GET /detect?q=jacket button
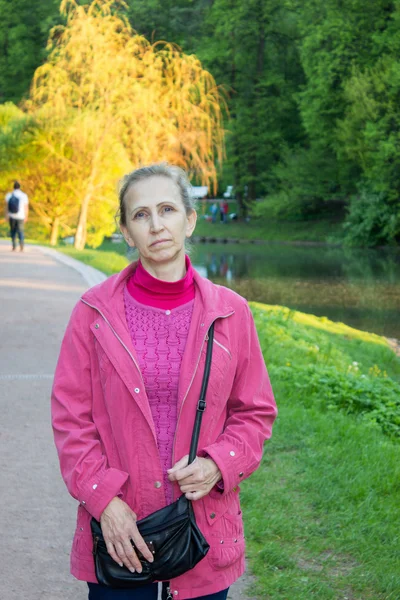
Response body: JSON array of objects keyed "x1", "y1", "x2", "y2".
[
  {"x1": 154, "y1": 481, "x2": 162, "y2": 489},
  {"x1": 239, "y1": 472, "x2": 244, "y2": 477},
  {"x1": 134, "y1": 388, "x2": 140, "y2": 393},
  {"x1": 94, "y1": 324, "x2": 99, "y2": 329},
  {"x1": 81, "y1": 500, "x2": 86, "y2": 505},
  {"x1": 210, "y1": 512, "x2": 216, "y2": 519},
  {"x1": 230, "y1": 451, "x2": 235, "y2": 456}
]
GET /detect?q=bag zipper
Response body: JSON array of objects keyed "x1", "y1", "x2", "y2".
[
  {"x1": 93, "y1": 536, "x2": 99, "y2": 555},
  {"x1": 166, "y1": 586, "x2": 173, "y2": 600}
]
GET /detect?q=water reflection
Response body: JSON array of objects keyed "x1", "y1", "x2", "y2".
[{"x1": 191, "y1": 243, "x2": 400, "y2": 339}]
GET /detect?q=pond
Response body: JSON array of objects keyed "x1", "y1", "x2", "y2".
[{"x1": 190, "y1": 243, "x2": 400, "y2": 340}]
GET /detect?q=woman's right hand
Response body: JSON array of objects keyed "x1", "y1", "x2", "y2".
[{"x1": 100, "y1": 497, "x2": 154, "y2": 573}]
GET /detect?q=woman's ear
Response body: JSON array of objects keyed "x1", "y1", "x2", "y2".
[
  {"x1": 186, "y1": 209, "x2": 197, "y2": 238},
  {"x1": 120, "y1": 224, "x2": 135, "y2": 248}
]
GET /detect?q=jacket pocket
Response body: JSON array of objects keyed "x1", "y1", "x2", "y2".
[
  {"x1": 202, "y1": 488, "x2": 243, "y2": 529},
  {"x1": 207, "y1": 535, "x2": 245, "y2": 570},
  {"x1": 204, "y1": 493, "x2": 245, "y2": 570}
]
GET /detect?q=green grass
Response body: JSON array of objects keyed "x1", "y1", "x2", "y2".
[
  {"x1": 58, "y1": 245, "x2": 129, "y2": 275},
  {"x1": 241, "y1": 303, "x2": 400, "y2": 599}
]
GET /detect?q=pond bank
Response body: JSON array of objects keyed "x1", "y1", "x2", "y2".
[{"x1": 191, "y1": 235, "x2": 342, "y2": 247}]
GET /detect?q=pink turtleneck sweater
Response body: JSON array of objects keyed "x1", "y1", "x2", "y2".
[{"x1": 124, "y1": 257, "x2": 195, "y2": 504}]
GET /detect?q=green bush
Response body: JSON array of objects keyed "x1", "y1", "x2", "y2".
[
  {"x1": 271, "y1": 363, "x2": 400, "y2": 439},
  {"x1": 343, "y1": 188, "x2": 399, "y2": 247}
]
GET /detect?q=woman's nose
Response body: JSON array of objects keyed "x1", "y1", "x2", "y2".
[{"x1": 150, "y1": 213, "x2": 163, "y2": 232}]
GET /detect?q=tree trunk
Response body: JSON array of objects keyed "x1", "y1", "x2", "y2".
[
  {"x1": 74, "y1": 192, "x2": 91, "y2": 250},
  {"x1": 50, "y1": 217, "x2": 59, "y2": 246}
]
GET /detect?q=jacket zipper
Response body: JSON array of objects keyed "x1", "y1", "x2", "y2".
[
  {"x1": 81, "y1": 299, "x2": 145, "y2": 388},
  {"x1": 171, "y1": 312, "x2": 234, "y2": 497}
]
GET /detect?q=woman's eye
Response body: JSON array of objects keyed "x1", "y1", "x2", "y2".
[
  {"x1": 163, "y1": 206, "x2": 174, "y2": 213},
  {"x1": 134, "y1": 211, "x2": 146, "y2": 219}
]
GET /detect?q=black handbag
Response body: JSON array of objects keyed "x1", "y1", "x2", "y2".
[{"x1": 91, "y1": 323, "x2": 215, "y2": 588}]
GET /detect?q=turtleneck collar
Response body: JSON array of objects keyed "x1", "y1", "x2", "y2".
[{"x1": 126, "y1": 255, "x2": 195, "y2": 309}]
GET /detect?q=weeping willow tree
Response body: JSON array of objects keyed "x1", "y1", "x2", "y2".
[{"x1": 26, "y1": 0, "x2": 226, "y2": 249}]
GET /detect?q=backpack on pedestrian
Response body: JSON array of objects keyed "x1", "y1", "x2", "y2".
[{"x1": 8, "y1": 193, "x2": 20, "y2": 214}]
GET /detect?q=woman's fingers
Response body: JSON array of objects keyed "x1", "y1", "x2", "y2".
[
  {"x1": 185, "y1": 489, "x2": 207, "y2": 501},
  {"x1": 131, "y1": 529, "x2": 155, "y2": 564},
  {"x1": 108, "y1": 527, "x2": 154, "y2": 572},
  {"x1": 167, "y1": 455, "x2": 190, "y2": 480},
  {"x1": 121, "y1": 538, "x2": 143, "y2": 572},
  {"x1": 171, "y1": 457, "x2": 222, "y2": 497},
  {"x1": 105, "y1": 540, "x2": 124, "y2": 568},
  {"x1": 100, "y1": 497, "x2": 154, "y2": 570}
]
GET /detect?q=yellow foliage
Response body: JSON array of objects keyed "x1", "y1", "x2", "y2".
[{"x1": 24, "y1": 0, "x2": 226, "y2": 248}]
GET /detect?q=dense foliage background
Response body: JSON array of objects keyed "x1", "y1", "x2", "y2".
[{"x1": 1, "y1": 0, "x2": 400, "y2": 246}]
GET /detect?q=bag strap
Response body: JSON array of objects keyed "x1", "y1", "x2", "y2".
[{"x1": 188, "y1": 322, "x2": 215, "y2": 464}]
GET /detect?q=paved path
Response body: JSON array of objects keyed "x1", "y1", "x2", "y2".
[{"x1": 0, "y1": 241, "x2": 256, "y2": 600}]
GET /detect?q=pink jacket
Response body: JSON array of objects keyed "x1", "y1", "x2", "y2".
[{"x1": 51, "y1": 262, "x2": 277, "y2": 599}]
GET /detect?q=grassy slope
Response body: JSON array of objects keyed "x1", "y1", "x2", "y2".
[{"x1": 244, "y1": 303, "x2": 400, "y2": 599}]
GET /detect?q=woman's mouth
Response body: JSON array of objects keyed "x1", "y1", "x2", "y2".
[{"x1": 151, "y1": 239, "x2": 170, "y2": 247}]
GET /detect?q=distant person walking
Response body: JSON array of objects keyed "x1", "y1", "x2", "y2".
[
  {"x1": 5, "y1": 181, "x2": 29, "y2": 251},
  {"x1": 210, "y1": 202, "x2": 218, "y2": 223},
  {"x1": 222, "y1": 201, "x2": 229, "y2": 223},
  {"x1": 220, "y1": 201, "x2": 229, "y2": 224},
  {"x1": 219, "y1": 201, "x2": 223, "y2": 223}
]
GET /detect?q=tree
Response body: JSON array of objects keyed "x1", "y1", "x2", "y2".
[
  {"x1": 26, "y1": 0, "x2": 226, "y2": 249},
  {"x1": 0, "y1": 103, "x2": 81, "y2": 244},
  {"x1": 197, "y1": 0, "x2": 304, "y2": 216},
  {"x1": 0, "y1": 0, "x2": 61, "y2": 103}
]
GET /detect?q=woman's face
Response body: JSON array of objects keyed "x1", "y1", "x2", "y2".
[{"x1": 121, "y1": 176, "x2": 197, "y2": 267}]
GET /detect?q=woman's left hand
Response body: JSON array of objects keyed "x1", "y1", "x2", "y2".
[{"x1": 167, "y1": 456, "x2": 222, "y2": 500}]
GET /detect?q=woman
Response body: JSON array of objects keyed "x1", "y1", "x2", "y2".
[{"x1": 51, "y1": 163, "x2": 277, "y2": 600}]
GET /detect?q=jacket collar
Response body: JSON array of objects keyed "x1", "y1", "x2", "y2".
[{"x1": 81, "y1": 260, "x2": 234, "y2": 330}]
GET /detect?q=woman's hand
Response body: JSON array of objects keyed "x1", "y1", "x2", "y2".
[
  {"x1": 100, "y1": 497, "x2": 154, "y2": 573},
  {"x1": 168, "y1": 456, "x2": 222, "y2": 500}
]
